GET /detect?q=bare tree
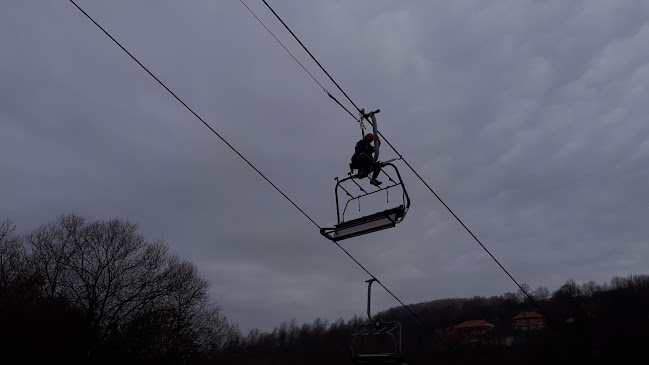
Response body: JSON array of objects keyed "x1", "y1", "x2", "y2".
[
  {"x1": 554, "y1": 278, "x2": 580, "y2": 299},
  {"x1": 502, "y1": 291, "x2": 519, "y2": 303},
  {"x1": 0, "y1": 219, "x2": 26, "y2": 301},
  {"x1": 517, "y1": 283, "x2": 531, "y2": 303},
  {"x1": 610, "y1": 276, "x2": 628, "y2": 290},
  {"x1": 532, "y1": 286, "x2": 550, "y2": 301},
  {"x1": 26, "y1": 214, "x2": 82, "y2": 299},
  {"x1": 25, "y1": 214, "x2": 231, "y2": 358},
  {"x1": 580, "y1": 281, "x2": 599, "y2": 297},
  {"x1": 629, "y1": 274, "x2": 649, "y2": 289}
]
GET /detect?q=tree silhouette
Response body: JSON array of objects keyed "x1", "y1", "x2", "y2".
[{"x1": 1, "y1": 214, "x2": 233, "y2": 362}]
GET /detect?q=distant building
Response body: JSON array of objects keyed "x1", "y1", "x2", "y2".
[
  {"x1": 512, "y1": 312, "x2": 545, "y2": 331},
  {"x1": 445, "y1": 320, "x2": 495, "y2": 344}
]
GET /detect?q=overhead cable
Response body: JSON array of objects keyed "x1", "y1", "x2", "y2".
[
  {"x1": 240, "y1": 0, "x2": 358, "y2": 120},
  {"x1": 259, "y1": 0, "x2": 545, "y2": 315},
  {"x1": 68, "y1": 0, "x2": 448, "y2": 345}
]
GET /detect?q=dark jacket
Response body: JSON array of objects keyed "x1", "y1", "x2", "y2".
[{"x1": 355, "y1": 139, "x2": 375, "y2": 156}]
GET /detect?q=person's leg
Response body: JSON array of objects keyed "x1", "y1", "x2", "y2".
[
  {"x1": 357, "y1": 153, "x2": 371, "y2": 178},
  {"x1": 350, "y1": 154, "x2": 360, "y2": 170},
  {"x1": 371, "y1": 167, "x2": 380, "y2": 181},
  {"x1": 369, "y1": 163, "x2": 382, "y2": 186}
]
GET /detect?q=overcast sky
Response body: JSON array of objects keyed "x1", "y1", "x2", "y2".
[{"x1": 2, "y1": 0, "x2": 649, "y2": 333}]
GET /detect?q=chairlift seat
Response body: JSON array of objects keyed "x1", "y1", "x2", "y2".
[
  {"x1": 320, "y1": 206, "x2": 404, "y2": 241},
  {"x1": 352, "y1": 353, "x2": 402, "y2": 364}
]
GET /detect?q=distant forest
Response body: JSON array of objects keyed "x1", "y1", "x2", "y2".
[{"x1": 1, "y1": 214, "x2": 647, "y2": 364}]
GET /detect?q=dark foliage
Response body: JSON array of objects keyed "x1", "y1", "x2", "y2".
[
  {"x1": 0, "y1": 215, "x2": 239, "y2": 364},
  {"x1": 227, "y1": 275, "x2": 649, "y2": 365},
  {"x1": 3, "y1": 216, "x2": 648, "y2": 363}
]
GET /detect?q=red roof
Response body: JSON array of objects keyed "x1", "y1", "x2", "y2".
[
  {"x1": 454, "y1": 320, "x2": 495, "y2": 329},
  {"x1": 513, "y1": 312, "x2": 543, "y2": 319}
]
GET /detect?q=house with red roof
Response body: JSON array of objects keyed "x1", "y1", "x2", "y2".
[
  {"x1": 512, "y1": 312, "x2": 545, "y2": 331},
  {"x1": 444, "y1": 320, "x2": 495, "y2": 344}
]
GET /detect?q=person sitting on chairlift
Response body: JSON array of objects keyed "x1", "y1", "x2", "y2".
[{"x1": 351, "y1": 133, "x2": 382, "y2": 186}]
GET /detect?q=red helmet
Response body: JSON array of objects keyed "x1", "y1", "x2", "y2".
[{"x1": 365, "y1": 133, "x2": 374, "y2": 141}]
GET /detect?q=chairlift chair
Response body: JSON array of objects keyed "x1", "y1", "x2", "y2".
[
  {"x1": 320, "y1": 109, "x2": 410, "y2": 242},
  {"x1": 351, "y1": 279, "x2": 405, "y2": 365},
  {"x1": 320, "y1": 163, "x2": 410, "y2": 241}
]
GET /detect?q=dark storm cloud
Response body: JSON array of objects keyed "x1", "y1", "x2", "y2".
[{"x1": 2, "y1": 0, "x2": 649, "y2": 332}]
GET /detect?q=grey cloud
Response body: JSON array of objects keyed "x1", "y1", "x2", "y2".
[{"x1": 2, "y1": 0, "x2": 649, "y2": 332}]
